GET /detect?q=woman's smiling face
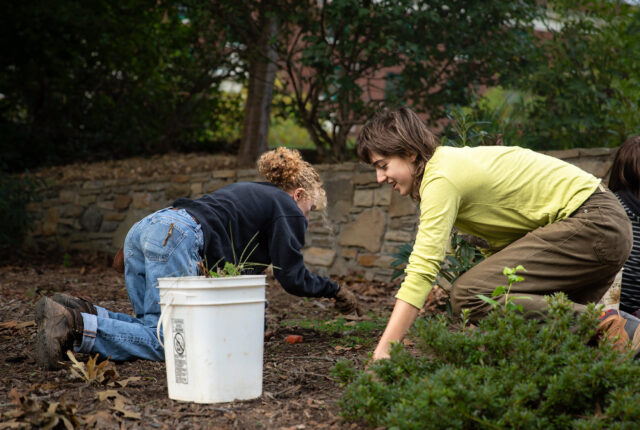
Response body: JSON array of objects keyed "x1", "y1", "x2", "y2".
[{"x1": 369, "y1": 151, "x2": 416, "y2": 196}]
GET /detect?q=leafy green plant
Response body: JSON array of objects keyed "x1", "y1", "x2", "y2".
[
  {"x1": 333, "y1": 292, "x2": 640, "y2": 429},
  {"x1": 198, "y1": 227, "x2": 276, "y2": 277},
  {"x1": 440, "y1": 107, "x2": 492, "y2": 148},
  {"x1": 206, "y1": 261, "x2": 242, "y2": 277},
  {"x1": 439, "y1": 232, "x2": 485, "y2": 284},
  {"x1": 477, "y1": 265, "x2": 532, "y2": 313},
  {"x1": 390, "y1": 231, "x2": 484, "y2": 284},
  {"x1": 390, "y1": 244, "x2": 413, "y2": 281}
]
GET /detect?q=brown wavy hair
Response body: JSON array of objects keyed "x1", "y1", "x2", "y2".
[
  {"x1": 609, "y1": 135, "x2": 640, "y2": 197},
  {"x1": 257, "y1": 147, "x2": 327, "y2": 209},
  {"x1": 356, "y1": 107, "x2": 439, "y2": 201}
]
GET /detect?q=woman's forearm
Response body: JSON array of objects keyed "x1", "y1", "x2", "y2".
[{"x1": 372, "y1": 299, "x2": 420, "y2": 360}]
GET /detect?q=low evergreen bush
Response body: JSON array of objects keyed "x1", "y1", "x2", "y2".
[{"x1": 334, "y1": 293, "x2": 640, "y2": 429}]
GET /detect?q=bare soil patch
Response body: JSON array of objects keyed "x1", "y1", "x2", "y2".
[{"x1": 0, "y1": 250, "x2": 401, "y2": 429}]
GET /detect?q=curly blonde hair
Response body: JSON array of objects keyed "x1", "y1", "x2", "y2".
[{"x1": 257, "y1": 147, "x2": 327, "y2": 210}]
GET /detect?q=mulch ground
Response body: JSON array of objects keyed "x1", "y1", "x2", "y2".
[{"x1": 0, "y1": 250, "x2": 414, "y2": 429}]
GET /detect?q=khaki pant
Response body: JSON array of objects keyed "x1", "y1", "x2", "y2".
[{"x1": 451, "y1": 187, "x2": 633, "y2": 322}]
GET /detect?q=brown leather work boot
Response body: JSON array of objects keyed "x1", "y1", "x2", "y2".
[
  {"x1": 596, "y1": 309, "x2": 640, "y2": 359},
  {"x1": 51, "y1": 293, "x2": 97, "y2": 316},
  {"x1": 35, "y1": 297, "x2": 83, "y2": 370}
]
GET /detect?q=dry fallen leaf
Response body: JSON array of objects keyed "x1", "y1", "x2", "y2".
[
  {"x1": 29, "y1": 382, "x2": 57, "y2": 392},
  {"x1": 83, "y1": 409, "x2": 117, "y2": 428},
  {"x1": 3, "y1": 388, "x2": 82, "y2": 429},
  {"x1": 111, "y1": 401, "x2": 141, "y2": 420},
  {"x1": 98, "y1": 390, "x2": 126, "y2": 403},
  {"x1": 0, "y1": 320, "x2": 35, "y2": 330},
  {"x1": 67, "y1": 351, "x2": 118, "y2": 385},
  {"x1": 96, "y1": 390, "x2": 141, "y2": 420},
  {"x1": 116, "y1": 376, "x2": 141, "y2": 388}
]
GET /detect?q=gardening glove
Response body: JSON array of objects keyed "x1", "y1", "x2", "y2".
[{"x1": 334, "y1": 285, "x2": 362, "y2": 316}]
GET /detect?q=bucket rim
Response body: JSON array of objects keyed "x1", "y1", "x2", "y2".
[
  {"x1": 157, "y1": 275, "x2": 267, "y2": 282},
  {"x1": 157, "y1": 275, "x2": 267, "y2": 290}
]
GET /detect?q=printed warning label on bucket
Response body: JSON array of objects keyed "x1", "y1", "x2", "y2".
[{"x1": 171, "y1": 318, "x2": 188, "y2": 385}]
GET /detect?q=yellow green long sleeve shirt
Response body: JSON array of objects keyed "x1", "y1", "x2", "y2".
[{"x1": 397, "y1": 145, "x2": 601, "y2": 310}]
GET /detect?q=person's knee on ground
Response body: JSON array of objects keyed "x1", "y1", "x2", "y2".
[{"x1": 450, "y1": 283, "x2": 494, "y2": 323}]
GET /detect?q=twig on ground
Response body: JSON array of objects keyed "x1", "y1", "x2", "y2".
[
  {"x1": 276, "y1": 367, "x2": 335, "y2": 381},
  {"x1": 272, "y1": 356, "x2": 336, "y2": 362}
]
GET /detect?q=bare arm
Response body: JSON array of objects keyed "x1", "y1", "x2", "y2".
[{"x1": 372, "y1": 299, "x2": 420, "y2": 360}]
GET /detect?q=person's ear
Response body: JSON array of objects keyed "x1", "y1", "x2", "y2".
[
  {"x1": 409, "y1": 152, "x2": 418, "y2": 162},
  {"x1": 292, "y1": 188, "x2": 305, "y2": 202}
]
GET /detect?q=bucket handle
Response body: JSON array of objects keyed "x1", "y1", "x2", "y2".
[{"x1": 156, "y1": 293, "x2": 176, "y2": 348}]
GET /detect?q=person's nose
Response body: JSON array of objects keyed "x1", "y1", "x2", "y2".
[{"x1": 376, "y1": 169, "x2": 386, "y2": 184}]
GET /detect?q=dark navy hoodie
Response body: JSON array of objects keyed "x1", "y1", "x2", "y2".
[{"x1": 172, "y1": 182, "x2": 339, "y2": 298}]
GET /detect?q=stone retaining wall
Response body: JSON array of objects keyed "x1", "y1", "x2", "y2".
[{"x1": 25, "y1": 147, "x2": 617, "y2": 281}]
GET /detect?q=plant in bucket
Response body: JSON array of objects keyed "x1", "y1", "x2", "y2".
[{"x1": 157, "y1": 231, "x2": 269, "y2": 404}]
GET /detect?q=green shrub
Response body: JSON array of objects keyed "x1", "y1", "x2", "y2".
[
  {"x1": 391, "y1": 231, "x2": 485, "y2": 284},
  {"x1": 268, "y1": 116, "x2": 315, "y2": 150},
  {"x1": 202, "y1": 90, "x2": 245, "y2": 145},
  {"x1": 333, "y1": 293, "x2": 640, "y2": 429},
  {"x1": 0, "y1": 171, "x2": 44, "y2": 249},
  {"x1": 498, "y1": 2, "x2": 640, "y2": 150}
]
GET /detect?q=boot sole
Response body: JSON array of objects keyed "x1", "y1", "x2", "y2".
[{"x1": 34, "y1": 297, "x2": 65, "y2": 370}]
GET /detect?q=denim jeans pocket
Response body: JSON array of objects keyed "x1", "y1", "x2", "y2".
[{"x1": 141, "y1": 218, "x2": 187, "y2": 262}]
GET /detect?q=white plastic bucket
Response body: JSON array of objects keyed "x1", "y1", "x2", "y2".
[{"x1": 157, "y1": 275, "x2": 266, "y2": 403}]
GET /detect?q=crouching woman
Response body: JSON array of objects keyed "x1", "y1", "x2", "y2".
[{"x1": 356, "y1": 107, "x2": 632, "y2": 361}]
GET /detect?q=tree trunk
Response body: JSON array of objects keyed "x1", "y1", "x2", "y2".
[{"x1": 236, "y1": 13, "x2": 278, "y2": 168}]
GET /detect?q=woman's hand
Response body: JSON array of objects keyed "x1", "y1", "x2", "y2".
[
  {"x1": 371, "y1": 349, "x2": 391, "y2": 361},
  {"x1": 334, "y1": 285, "x2": 362, "y2": 316},
  {"x1": 371, "y1": 299, "x2": 419, "y2": 361}
]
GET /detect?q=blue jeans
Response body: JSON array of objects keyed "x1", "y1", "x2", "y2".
[{"x1": 75, "y1": 208, "x2": 203, "y2": 361}]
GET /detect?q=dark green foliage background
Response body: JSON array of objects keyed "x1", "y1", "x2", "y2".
[
  {"x1": 2, "y1": 0, "x2": 639, "y2": 171},
  {"x1": 0, "y1": 173, "x2": 44, "y2": 249},
  {"x1": 512, "y1": 1, "x2": 640, "y2": 150},
  {"x1": 334, "y1": 294, "x2": 640, "y2": 429},
  {"x1": 0, "y1": 0, "x2": 241, "y2": 172}
]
